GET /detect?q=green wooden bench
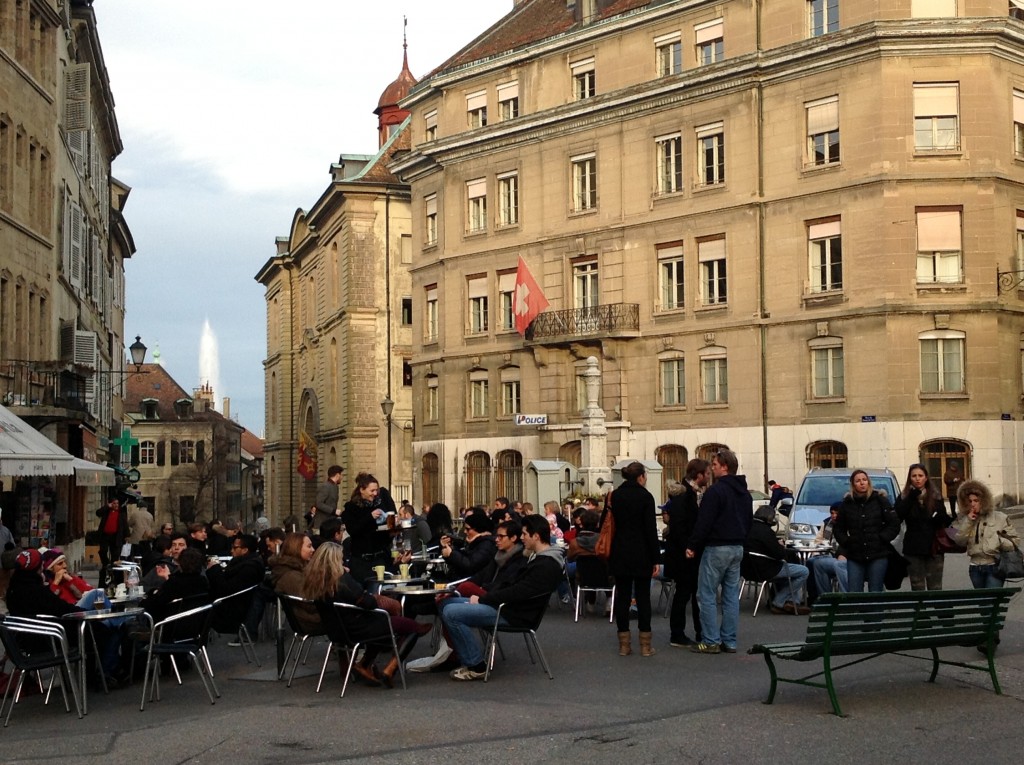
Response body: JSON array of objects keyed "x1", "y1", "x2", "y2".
[{"x1": 748, "y1": 587, "x2": 1019, "y2": 716}]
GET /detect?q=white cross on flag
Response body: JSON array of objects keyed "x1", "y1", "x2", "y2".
[{"x1": 513, "y1": 256, "x2": 549, "y2": 336}]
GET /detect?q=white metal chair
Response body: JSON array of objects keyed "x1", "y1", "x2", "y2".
[
  {"x1": 138, "y1": 602, "x2": 219, "y2": 711},
  {"x1": 212, "y1": 584, "x2": 261, "y2": 666},
  {"x1": 0, "y1": 616, "x2": 82, "y2": 726}
]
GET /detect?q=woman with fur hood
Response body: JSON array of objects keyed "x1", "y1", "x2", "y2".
[{"x1": 953, "y1": 479, "x2": 1020, "y2": 589}]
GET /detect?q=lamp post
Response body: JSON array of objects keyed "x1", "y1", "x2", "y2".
[{"x1": 380, "y1": 395, "x2": 394, "y2": 489}]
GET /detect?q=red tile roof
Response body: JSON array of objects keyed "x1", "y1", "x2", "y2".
[{"x1": 434, "y1": 0, "x2": 652, "y2": 73}]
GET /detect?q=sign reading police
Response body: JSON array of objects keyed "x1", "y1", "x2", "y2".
[{"x1": 514, "y1": 414, "x2": 548, "y2": 426}]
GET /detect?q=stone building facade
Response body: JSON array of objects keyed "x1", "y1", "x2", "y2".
[
  {"x1": 256, "y1": 53, "x2": 416, "y2": 522},
  {"x1": 0, "y1": 0, "x2": 133, "y2": 556},
  {"x1": 391, "y1": 0, "x2": 1024, "y2": 507}
]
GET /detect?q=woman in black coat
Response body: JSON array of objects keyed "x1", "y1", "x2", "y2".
[
  {"x1": 833, "y1": 469, "x2": 900, "y2": 593},
  {"x1": 606, "y1": 461, "x2": 661, "y2": 657},
  {"x1": 663, "y1": 462, "x2": 706, "y2": 646},
  {"x1": 341, "y1": 473, "x2": 394, "y2": 583},
  {"x1": 894, "y1": 463, "x2": 951, "y2": 591}
]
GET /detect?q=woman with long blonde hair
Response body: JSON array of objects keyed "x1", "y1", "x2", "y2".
[{"x1": 302, "y1": 543, "x2": 429, "y2": 688}]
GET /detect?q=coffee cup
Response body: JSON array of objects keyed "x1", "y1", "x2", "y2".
[{"x1": 373, "y1": 565, "x2": 386, "y2": 581}]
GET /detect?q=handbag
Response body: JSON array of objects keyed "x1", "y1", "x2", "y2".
[
  {"x1": 884, "y1": 548, "x2": 909, "y2": 590},
  {"x1": 931, "y1": 526, "x2": 966, "y2": 555},
  {"x1": 595, "y1": 495, "x2": 615, "y2": 562},
  {"x1": 997, "y1": 543, "x2": 1024, "y2": 581}
]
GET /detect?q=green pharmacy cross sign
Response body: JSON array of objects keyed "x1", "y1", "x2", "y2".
[{"x1": 112, "y1": 427, "x2": 139, "y2": 461}]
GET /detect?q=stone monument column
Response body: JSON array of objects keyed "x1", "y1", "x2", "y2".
[{"x1": 579, "y1": 356, "x2": 612, "y2": 494}]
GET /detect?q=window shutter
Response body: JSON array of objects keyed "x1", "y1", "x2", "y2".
[
  {"x1": 468, "y1": 276, "x2": 487, "y2": 299},
  {"x1": 466, "y1": 91, "x2": 487, "y2": 111},
  {"x1": 67, "y1": 129, "x2": 86, "y2": 179},
  {"x1": 698, "y1": 238, "x2": 726, "y2": 261},
  {"x1": 917, "y1": 210, "x2": 961, "y2": 250},
  {"x1": 806, "y1": 96, "x2": 839, "y2": 134},
  {"x1": 466, "y1": 179, "x2": 486, "y2": 199},
  {"x1": 570, "y1": 57, "x2": 595, "y2": 73},
  {"x1": 497, "y1": 81, "x2": 519, "y2": 101},
  {"x1": 69, "y1": 201, "x2": 83, "y2": 288},
  {"x1": 64, "y1": 64, "x2": 90, "y2": 131},
  {"x1": 1015, "y1": 90, "x2": 1024, "y2": 124},
  {"x1": 61, "y1": 190, "x2": 72, "y2": 278},
  {"x1": 914, "y1": 84, "x2": 958, "y2": 116},
  {"x1": 196, "y1": 440, "x2": 205, "y2": 463},
  {"x1": 694, "y1": 19, "x2": 724, "y2": 43},
  {"x1": 498, "y1": 271, "x2": 516, "y2": 292},
  {"x1": 171, "y1": 441, "x2": 180, "y2": 466},
  {"x1": 157, "y1": 441, "x2": 165, "y2": 466},
  {"x1": 808, "y1": 221, "x2": 841, "y2": 239},
  {"x1": 130, "y1": 444, "x2": 140, "y2": 466},
  {"x1": 73, "y1": 330, "x2": 97, "y2": 407}
]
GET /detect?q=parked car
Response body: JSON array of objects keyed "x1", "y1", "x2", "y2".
[{"x1": 787, "y1": 468, "x2": 901, "y2": 547}]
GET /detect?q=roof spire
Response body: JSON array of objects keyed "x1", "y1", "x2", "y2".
[{"x1": 403, "y1": 16, "x2": 408, "y2": 70}]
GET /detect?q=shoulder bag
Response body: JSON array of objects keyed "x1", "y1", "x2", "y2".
[
  {"x1": 997, "y1": 539, "x2": 1024, "y2": 581},
  {"x1": 931, "y1": 526, "x2": 966, "y2": 555},
  {"x1": 595, "y1": 494, "x2": 615, "y2": 562}
]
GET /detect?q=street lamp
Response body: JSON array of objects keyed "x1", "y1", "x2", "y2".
[
  {"x1": 380, "y1": 395, "x2": 394, "y2": 488},
  {"x1": 128, "y1": 335, "x2": 147, "y2": 370}
]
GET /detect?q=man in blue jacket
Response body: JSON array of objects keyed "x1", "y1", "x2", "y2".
[{"x1": 685, "y1": 449, "x2": 752, "y2": 654}]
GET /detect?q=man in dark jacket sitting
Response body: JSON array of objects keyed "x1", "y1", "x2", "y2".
[
  {"x1": 440, "y1": 515, "x2": 563, "y2": 681},
  {"x1": 743, "y1": 506, "x2": 810, "y2": 615},
  {"x1": 440, "y1": 511, "x2": 497, "y2": 579},
  {"x1": 206, "y1": 534, "x2": 267, "y2": 642}
]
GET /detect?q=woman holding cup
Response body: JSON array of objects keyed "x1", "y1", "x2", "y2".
[{"x1": 341, "y1": 472, "x2": 395, "y2": 583}]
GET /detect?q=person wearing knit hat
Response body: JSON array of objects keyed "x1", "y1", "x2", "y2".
[
  {"x1": 43, "y1": 549, "x2": 108, "y2": 609},
  {"x1": 15, "y1": 548, "x2": 41, "y2": 572}
]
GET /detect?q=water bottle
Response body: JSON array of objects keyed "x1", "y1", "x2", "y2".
[{"x1": 126, "y1": 565, "x2": 140, "y2": 596}]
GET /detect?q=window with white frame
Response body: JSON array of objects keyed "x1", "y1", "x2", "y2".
[
  {"x1": 497, "y1": 172, "x2": 519, "y2": 226},
  {"x1": 660, "y1": 357, "x2": 685, "y2": 406},
  {"x1": 426, "y1": 376, "x2": 439, "y2": 422},
  {"x1": 498, "y1": 271, "x2": 516, "y2": 331},
  {"x1": 466, "y1": 90, "x2": 487, "y2": 128},
  {"x1": 696, "y1": 122, "x2": 725, "y2": 186},
  {"x1": 140, "y1": 440, "x2": 156, "y2": 465},
  {"x1": 425, "y1": 285, "x2": 438, "y2": 342},
  {"x1": 911, "y1": 0, "x2": 956, "y2": 17},
  {"x1": 498, "y1": 81, "x2": 519, "y2": 121},
  {"x1": 179, "y1": 440, "x2": 196, "y2": 464},
  {"x1": 808, "y1": 219, "x2": 842, "y2": 293},
  {"x1": 810, "y1": 339, "x2": 844, "y2": 398},
  {"x1": 698, "y1": 237, "x2": 727, "y2": 305},
  {"x1": 571, "y1": 57, "x2": 595, "y2": 100},
  {"x1": 571, "y1": 153, "x2": 597, "y2": 211},
  {"x1": 424, "y1": 194, "x2": 437, "y2": 246},
  {"x1": 466, "y1": 179, "x2": 487, "y2": 233},
  {"x1": 695, "y1": 19, "x2": 724, "y2": 65},
  {"x1": 1014, "y1": 90, "x2": 1024, "y2": 158},
  {"x1": 469, "y1": 370, "x2": 489, "y2": 418},
  {"x1": 920, "y1": 330, "x2": 965, "y2": 393},
  {"x1": 500, "y1": 367, "x2": 521, "y2": 416},
  {"x1": 808, "y1": 0, "x2": 839, "y2": 37},
  {"x1": 424, "y1": 110, "x2": 437, "y2": 141},
  {"x1": 916, "y1": 209, "x2": 962, "y2": 284},
  {"x1": 806, "y1": 95, "x2": 839, "y2": 166},
  {"x1": 700, "y1": 350, "x2": 728, "y2": 404},
  {"x1": 914, "y1": 83, "x2": 959, "y2": 151},
  {"x1": 658, "y1": 243, "x2": 684, "y2": 310},
  {"x1": 655, "y1": 32, "x2": 682, "y2": 76},
  {"x1": 574, "y1": 260, "x2": 599, "y2": 309},
  {"x1": 467, "y1": 275, "x2": 488, "y2": 334},
  {"x1": 656, "y1": 133, "x2": 683, "y2": 194}
]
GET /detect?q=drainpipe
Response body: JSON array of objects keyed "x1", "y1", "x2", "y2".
[
  {"x1": 384, "y1": 190, "x2": 393, "y2": 489},
  {"x1": 756, "y1": 0, "x2": 769, "y2": 490}
]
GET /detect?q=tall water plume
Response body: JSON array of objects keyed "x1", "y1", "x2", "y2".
[{"x1": 198, "y1": 319, "x2": 222, "y2": 411}]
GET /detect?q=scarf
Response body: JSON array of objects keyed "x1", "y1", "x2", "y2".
[{"x1": 493, "y1": 542, "x2": 523, "y2": 568}]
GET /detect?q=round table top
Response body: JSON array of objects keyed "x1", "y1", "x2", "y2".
[{"x1": 380, "y1": 586, "x2": 452, "y2": 597}]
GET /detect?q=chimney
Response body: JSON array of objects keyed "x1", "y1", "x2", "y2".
[{"x1": 222, "y1": 397, "x2": 231, "y2": 420}]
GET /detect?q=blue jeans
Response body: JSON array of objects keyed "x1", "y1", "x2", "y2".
[
  {"x1": 771, "y1": 562, "x2": 809, "y2": 608},
  {"x1": 810, "y1": 556, "x2": 848, "y2": 596},
  {"x1": 846, "y1": 557, "x2": 888, "y2": 593},
  {"x1": 697, "y1": 545, "x2": 743, "y2": 648},
  {"x1": 969, "y1": 564, "x2": 1004, "y2": 589},
  {"x1": 440, "y1": 600, "x2": 506, "y2": 668}
]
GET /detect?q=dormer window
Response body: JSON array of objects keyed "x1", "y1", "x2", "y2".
[
  {"x1": 142, "y1": 398, "x2": 158, "y2": 420},
  {"x1": 174, "y1": 398, "x2": 194, "y2": 418}
]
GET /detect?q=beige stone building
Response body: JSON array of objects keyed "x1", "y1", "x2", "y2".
[
  {"x1": 391, "y1": 0, "x2": 1024, "y2": 507},
  {"x1": 256, "y1": 53, "x2": 417, "y2": 522},
  {"x1": 123, "y1": 366, "x2": 245, "y2": 528},
  {"x1": 0, "y1": 0, "x2": 133, "y2": 558}
]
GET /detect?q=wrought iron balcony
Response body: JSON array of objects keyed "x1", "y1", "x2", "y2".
[
  {"x1": 0, "y1": 360, "x2": 89, "y2": 413},
  {"x1": 528, "y1": 303, "x2": 640, "y2": 341}
]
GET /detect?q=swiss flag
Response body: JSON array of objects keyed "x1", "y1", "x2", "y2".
[{"x1": 513, "y1": 256, "x2": 549, "y2": 336}]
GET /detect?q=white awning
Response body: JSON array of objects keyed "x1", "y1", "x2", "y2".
[
  {"x1": 72, "y1": 458, "x2": 115, "y2": 487},
  {"x1": 0, "y1": 404, "x2": 75, "y2": 477}
]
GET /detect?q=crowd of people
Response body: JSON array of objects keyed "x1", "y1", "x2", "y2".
[{"x1": 0, "y1": 455, "x2": 1018, "y2": 693}]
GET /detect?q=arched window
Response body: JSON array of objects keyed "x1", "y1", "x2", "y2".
[
  {"x1": 559, "y1": 440, "x2": 581, "y2": 467},
  {"x1": 464, "y1": 451, "x2": 491, "y2": 507},
  {"x1": 656, "y1": 444, "x2": 688, "y2": 496},
  {"x1": 807, "y1": 440, "x2": 848, "y2": 469},
  {"x1": 496, "y1": 450, "x2": 523, "y2": 501},
  {"x1": 421, "y1": 453, "x2": 439, "y2": 507},
  {"x1": 919, "y1": 439, "x2": 971, "y2": 496},
  {"x1": 696, "y1": 442, "x2": 729, "y2": 463}
]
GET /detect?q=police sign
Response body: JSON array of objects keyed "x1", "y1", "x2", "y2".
[{"x1": 514, "y1": 414, "x2": 548, "y2": 426}]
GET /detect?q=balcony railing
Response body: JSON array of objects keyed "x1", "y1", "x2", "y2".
[
  {"x1": 0, "y1": 360, "x2": 89, "y2": 413},
  {"x1": 528, "y1": 303, "x2": 640, "y2": 340}
]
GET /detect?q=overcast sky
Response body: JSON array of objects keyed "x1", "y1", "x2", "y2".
[{"x1": 96, "y1": 0, "x2": 510, "y2": 435}]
